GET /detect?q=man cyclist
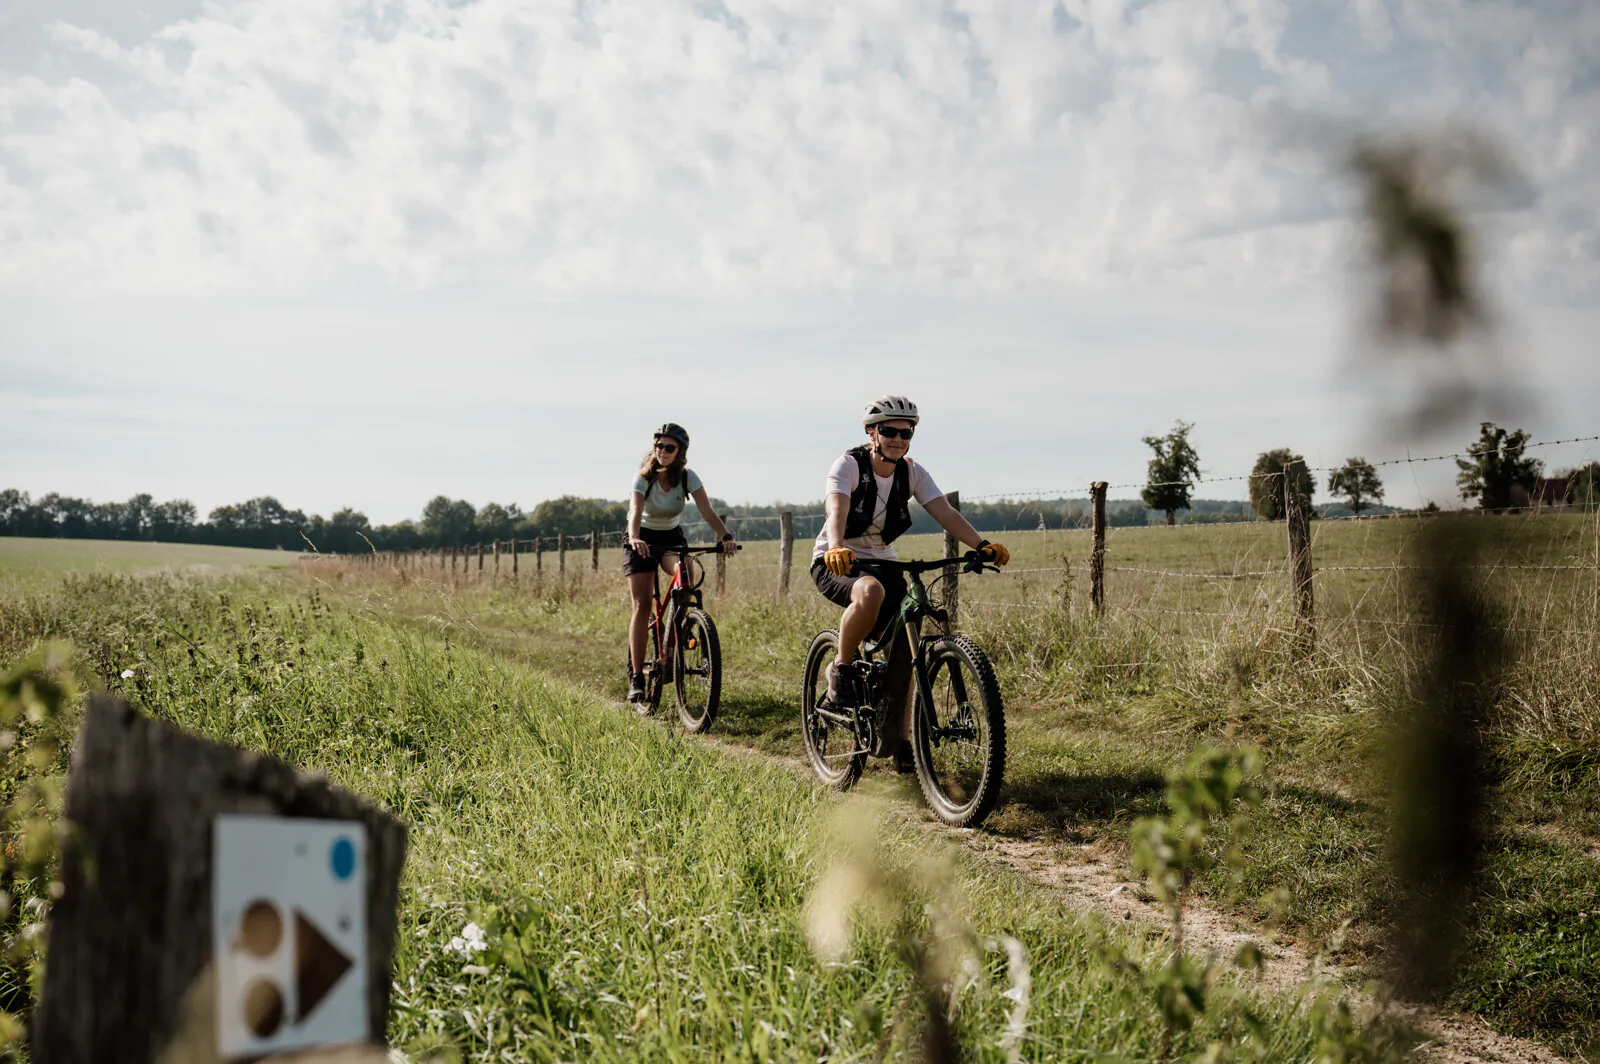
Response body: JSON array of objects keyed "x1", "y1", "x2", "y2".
[{"x1": 811, "y1": 395, "x2": 1010, "y2": 768}]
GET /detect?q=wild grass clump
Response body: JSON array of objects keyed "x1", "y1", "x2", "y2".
[{"x1": 0, "y1": 573, "x2": 1377, "y2": 1060}]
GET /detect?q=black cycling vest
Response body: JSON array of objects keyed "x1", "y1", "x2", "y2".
[{"x1": 843, "y1": 445, "x2": 913, "y2": 545}]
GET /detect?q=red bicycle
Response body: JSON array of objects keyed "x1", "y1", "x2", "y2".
[{"x1": 627, "y1": 543, "x2": 737, "y2": 731}]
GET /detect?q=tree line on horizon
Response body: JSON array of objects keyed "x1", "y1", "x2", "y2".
[{"x1": 3, "y1": 423, "x2": 1592, "y2": 552}]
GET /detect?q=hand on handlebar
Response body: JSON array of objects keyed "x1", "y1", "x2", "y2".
[
  {"x1": 978, "y1": 540, "x2": 1010, "y2": 566},
  {"x1": 824, "y1": 546, "x2": 855, "y2": 576},
  {"x1": 720, "y1": 535, "x2": 739, "y2": 556}
]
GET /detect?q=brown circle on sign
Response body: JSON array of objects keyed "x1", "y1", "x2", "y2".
[
  {"x1": 238, "y1": 899, "x2": 282, "y2": 957},
  {"x1": 243, "y1": 978, "x2": 285, "y2": 1037}
]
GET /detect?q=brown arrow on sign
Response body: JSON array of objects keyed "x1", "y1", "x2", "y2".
[{"x1": 295, "y1": 910, "x2": 355, "y2": 1020}]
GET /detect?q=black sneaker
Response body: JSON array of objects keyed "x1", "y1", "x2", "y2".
[
  {"x1": 893, "y1": 739, "x2": 915, "y2": 774},
  {"x1": 825, "y1": 662, "x2": 855, "y2": 706},
  {"x1": 628, "y1": 672, "x2": 646, "y2": 703}
]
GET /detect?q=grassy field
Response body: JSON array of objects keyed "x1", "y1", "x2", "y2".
[
  {"x1": 322, "y1": 511, "x2": 1600, "y2": 1057},
  {"x1": 0, "y1": 537, "x2": 304, "y2": 594},
  {"x1": 0, "y1": 571, "x2": 1405, "y2": 1061}
]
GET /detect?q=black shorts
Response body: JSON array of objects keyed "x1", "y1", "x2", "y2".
[
  {"x1": 810, "y1": 557, "x2": 907, "y2": 638},
  {"x1": 622, "y1": 526, "x2": 688, "y2": 576}
]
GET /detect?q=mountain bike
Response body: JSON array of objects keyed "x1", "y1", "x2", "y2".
[
  {"x1": 800, "y1": 551, "x2": 1007, "y2": 827},
  {"x1": 627, "y1": 543, "x2": 738, "y2": 732}
]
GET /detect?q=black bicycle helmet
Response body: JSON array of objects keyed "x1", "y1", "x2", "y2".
[{"x1": 655, "y1": 422, "x2": 690, "y2": 447}]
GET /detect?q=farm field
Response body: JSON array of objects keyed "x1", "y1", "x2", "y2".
[
  {"x1": 0, "y1": 572, "x2": 1399, "y2": 1061},
  {"x1": 0, "y1": 537, "x2": 304, "y2": 594},
  {"x1": 321, "y1": 512, "x2": 1600, "y2": 1057}
]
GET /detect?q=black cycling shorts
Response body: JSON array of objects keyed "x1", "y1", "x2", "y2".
[
  {"x1": 622, "y1": 526, "x2": 688, "y2": 576},
  {"x1": 810, "y1": 557, "x2": 907, "y2": 638}
]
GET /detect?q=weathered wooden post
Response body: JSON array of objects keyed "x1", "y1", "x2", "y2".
[
  {"x1": 512, "y1": 539, "x2": 520, "y2": 579},
  {"x1": 779, "y1": 510, "x2": 794, "y2": 595},
  {"x1": 476, "y1": 543, "x2": 483, "y2": 575},
  {"x1": 715, "y1": 544, "x2": 727, "y2": 597},
  {"x1": 1285, "y1": 459, "x2": 1316, "y2": 654},
  {"x1": 558, "y1": 533, "x2": 566, "y2": 577},
  {"x1": 493, "y1": 540, "x2": 500, "y2": 579},
  {"x1": 536, "y1": 537, "x2": 544, "y2": 576},
  {"x1": 942, "y1": 490, "x2": 961, "y2": 624},
  {"x1": 591, "y1": 528, "x2": 600, "y2": 572},
  {"x1": 35, "y1": 695, "x2": 406, "y2": 1063},
  {"x1": 1090, "y1": 481, "x2": 1108, "y2": 616}
]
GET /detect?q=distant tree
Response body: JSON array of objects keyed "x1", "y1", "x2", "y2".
[
  {"x1": 1556, "y1": 462, "x2": 1600, "y2": 510},
  {"x1": 1327, "y1": 457, "x2": 1385, "y2": 515},
  {"x1": 475, "y1": 502, "x2": 523, "y2": 541},
  {"x1": 421, "y1": 495, "x2": 477, "y2": 546},
  {"x1": 1140, "y1": 420, "x2": 1202, "y2": 526},
  {"x1": 1455, "y1": 422, "x2": 1542, "y2": 511},
  {"x1": 524, "y1": 496, "x2": 628, "y2": 538},
  {"x1": 151, "y1": 500, "x2": 198, "y2": 542},
  {"x1": 1248, "y1": 449, "x2": 1314, "y2": 522}
]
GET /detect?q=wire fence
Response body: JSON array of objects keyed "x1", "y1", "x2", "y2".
[{"x1": 322, "y1": 436, "x2": 1599, "y2": 647}]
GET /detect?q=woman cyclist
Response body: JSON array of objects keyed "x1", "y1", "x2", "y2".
[
  {"x1": 813, "y1": 395, "x2": 1010, "y2": 767},
  {"x1": 626, "y1": 422, "x2": 737, "y2": 705}
]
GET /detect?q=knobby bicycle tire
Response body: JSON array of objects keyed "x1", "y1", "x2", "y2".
[
  {"x1": 674, "y1": 607, "x2": 721, "y2": 733},
  {"x1": 912, "y1": 634, "x2": 1006, "y2": 827},
  {"x1": 800, "y1": 628, "x2": 863, "y2": 791}
]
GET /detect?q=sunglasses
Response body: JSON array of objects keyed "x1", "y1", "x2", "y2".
[
  {"x1": 874, "y1": 425, "x2": 914, "y2": 440},
  {"x1": 654, "y1": 440, "x2": 680, "y2": 453}
]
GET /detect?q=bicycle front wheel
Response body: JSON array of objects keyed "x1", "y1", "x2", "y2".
[
  {"x1": 913, "y1": 635, "x2": 1006, "y2": 827},
  {"x1": 674, "y1": 607, "x2": 721, "y2": 733}
]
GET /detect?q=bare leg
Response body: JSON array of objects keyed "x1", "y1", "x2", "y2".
[
  {"x1": 836, "y1": 576, "x2": 884, "y2": 664},
  {"x1": 628, "y1": 571, "x2": 656, "y2": 672}
]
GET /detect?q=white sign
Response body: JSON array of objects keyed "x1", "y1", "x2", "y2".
[{"x1": 213, "y1": 815, "x2": 368, "y2": 1058}]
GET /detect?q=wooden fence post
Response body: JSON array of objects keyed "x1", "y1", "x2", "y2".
[
  {"x1": 512, "y1": 539, "x2": 520, "y2": 579},
  {"x1": 536, "y1": 538, "x2": 544, "y2": 575},
  {"x1": 1090, "y1": 481, "x2": 1108, "y2": 616},
  {"x1": 476, "y1": 543, "x2": 484, "y2": 575},
  {"x1": 558, "y1": 533, "x2": 566, "y2": 577},
  {"x1": 493, "y1": 540, "x2": 500, "y2": 578},
  {"x1": 779, "y1": 510, "x2": 794, "y2": 595},
  {"x1": 35, "y1": 695, "x2": 407, "y2": 1062},
  {"x1": 715, "y1": 544, "x2": 727, "y2": 597},
  {"x1": 1285, "y1": 459, "x2": 1316, "y2": 654},
  {"x1": 591, "y1": 529, "x2": 600, "y2": 572},
  {"x1": 942, "y1": 490, "x2": 961, "y2": 624}
]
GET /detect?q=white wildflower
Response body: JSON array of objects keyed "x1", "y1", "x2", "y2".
[
  {"x1": 446, "y1": 921, "x2": 487, "y2": 956},
  {"x1": 461, "y1": 964, "x2": 489, "y2": 976},
  {"x1": 120, "y1": 669, "x2": 135, "y2": 679}
]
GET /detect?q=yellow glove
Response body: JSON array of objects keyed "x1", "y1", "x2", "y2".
[
  {"x1": 978, "y1": 540, "x2": 1010, "y2": 566},
  {"x1": 824, "y1": 546, "x2": 856, "y2": 576}
]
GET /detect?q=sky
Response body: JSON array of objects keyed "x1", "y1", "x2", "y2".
[{"x1": 2, "y1": 0, "x2": 1597, "y2": 524}]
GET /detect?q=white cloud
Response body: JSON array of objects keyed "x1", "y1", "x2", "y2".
[
  {"x1": 1, "y1": 0, "x2": 1596, "y2": 517},
  {"x1": 1, "y1": 0, "x2": 1590, "y2": 300}
]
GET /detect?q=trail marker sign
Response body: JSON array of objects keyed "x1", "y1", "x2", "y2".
[
  {"x1": 34, "y1": 696, "x2": 407, "y2": 1064},
  {"x1": 214, "y1": 816, "x2": 368, "y2": 1056}
]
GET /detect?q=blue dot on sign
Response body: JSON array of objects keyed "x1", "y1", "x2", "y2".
[{"x1": 331, "y1": 837, "x2": 356, "y2": 880}]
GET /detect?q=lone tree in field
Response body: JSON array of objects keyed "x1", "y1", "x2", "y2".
[
  {"x1": 1141, "y1": 420, "x2": 1202, "y2": 526},
  {"x1": 1248, "y1": 449, "x2": 1314, "y2": 521},
  {"x1": 1327, "y1": 457, "x2": 1385, "y2": 514},
  {"x1": 1455, "y1": 422, "x2": 1542, "y2": 511}
]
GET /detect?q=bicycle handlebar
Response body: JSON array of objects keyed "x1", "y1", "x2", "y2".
[
  {"x1": 668, "y1": 543, "x2": 743, "y2": 555},
  {"x1": 875, "y1": 550, "x2": 997, "y2": 575}
]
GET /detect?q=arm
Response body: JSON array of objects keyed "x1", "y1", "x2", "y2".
[
  {"x1": 690, "y1": 487, "x2": 736, "y2": 551},
  {"x1": 824, "y1": 491, "x2": 849, "y2": 550},
  {"x1": 628, "y1": 492, "x2": 648, "y2": 555},
  {"x1": 923, "y1": 495, "x2": 985, "y2": 550}
]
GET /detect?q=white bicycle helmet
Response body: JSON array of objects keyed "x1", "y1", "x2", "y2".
[{"x1": 863, "y1": 395, "x2": 920, "y2": 428}]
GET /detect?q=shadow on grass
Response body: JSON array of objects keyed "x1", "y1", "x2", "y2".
[{"x1": 716, "y1": 689, "x2": 802, "y2": 751}]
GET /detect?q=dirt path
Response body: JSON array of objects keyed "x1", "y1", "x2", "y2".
[{"x1": 690, "y1": 726, "x2": 1571, "y2": 1064}]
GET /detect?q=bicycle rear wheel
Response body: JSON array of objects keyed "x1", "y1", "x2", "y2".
[
  {"x1": 674, "y1": 607, "x2": 721, "y2": 733},
  {"x1": 912, "y1": 634, "x2": 1006, "y2": 827},
  {"x1": 801, "y1": 629, "x2": 863, "y2": 791}
]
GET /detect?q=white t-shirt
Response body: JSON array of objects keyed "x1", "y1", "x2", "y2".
[
  {"x1": 633, "y1": 468, "x2": 704, "y2": 530},
  {"x1": 813, "y1": 453, "x2": 942, "y2": 562}
]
